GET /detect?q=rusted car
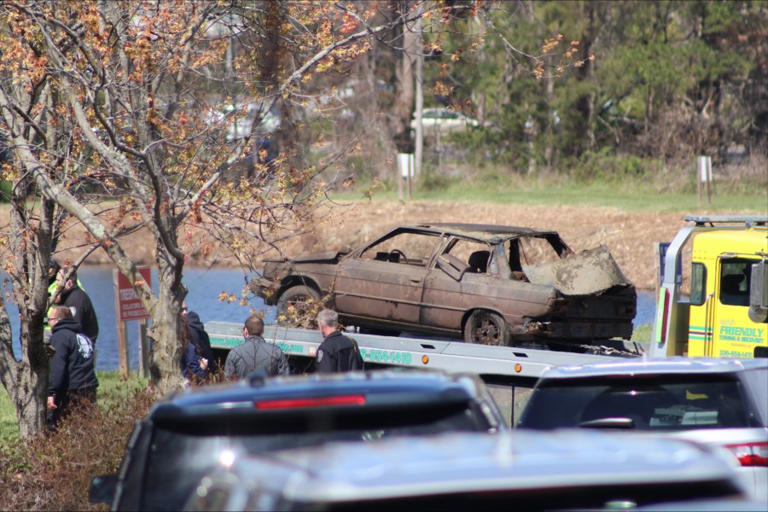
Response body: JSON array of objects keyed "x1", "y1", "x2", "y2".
[{"x1": 253, "y1": 223, "x2": 636, "y2": 347}]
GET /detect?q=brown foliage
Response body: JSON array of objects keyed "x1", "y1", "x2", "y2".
[{"x1": 0, "y1": 386, "x2": 155, "y2": 511}]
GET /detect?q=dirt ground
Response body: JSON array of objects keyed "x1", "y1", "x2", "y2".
[{"x1": 3, "y1": 201, "x2": 718, "y2": 291}]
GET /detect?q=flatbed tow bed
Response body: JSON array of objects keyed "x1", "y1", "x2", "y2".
[
  {"x1": 206, "y1": 321, "x2": 641, "y2": 381},
  {"x1": 206, "y1": 321, "x2": 642, "y2": 423}
]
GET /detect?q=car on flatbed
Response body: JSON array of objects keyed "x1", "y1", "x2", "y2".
[
  {"x1": 184, "y1": 429, "x2": 748, "y2": 511},
  {"x1": 516, "y1": 357, "x2": 768, "y2": 502},
  {"x1": 89, "y1": 370, "x2": 507, "y2": 511},
  {"x1": 253, "y1": 223, "x2": 636, "y2": 348}
]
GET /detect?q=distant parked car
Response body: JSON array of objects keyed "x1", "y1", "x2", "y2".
[
  {"x1": 89, "y1": 370, "x2": 506, "y2": 511},
  {"x1": 410, "y1": 107, "x2": 480, "y2": 134},
  {"x1": 184, "y1": 429, "x2": 747, "y2": 511},
  {"x1": 207, "y1": 101, "x2": 280, "y2": 142},
  {"x1": 516, "y1": 358, "x2": 768, "y2": 502},
  {"x1": 252, "y1": 223, "x2": 636, "y2": 348}
]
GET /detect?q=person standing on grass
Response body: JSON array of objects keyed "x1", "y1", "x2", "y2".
[
  {"x1": 314, "y1": 309, "x2": 364, "y2": 373},
  {"x1": 55, "y1": 266, "x2": 99, "y2": 343},
  {"x1": 180, "y1": 314, "x2": 210, "y2": 384},
  {"x1": 224, "y1": 314, "x2": 289, "y2": 379},
  {"x1": 182, "y1": 301, "x2": 215, "y2": 369},
  {"x1": 46, "y1": 306, "x2": 99, "y2": 430}
]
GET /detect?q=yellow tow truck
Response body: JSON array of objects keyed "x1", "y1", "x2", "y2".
[{"x1": 651, "y1": 215, "x2": 768, "y2": 359}]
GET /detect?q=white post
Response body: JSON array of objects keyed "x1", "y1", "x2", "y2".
[{"x1": 697, "y1": 155, "x2": 712, "y2": 205}]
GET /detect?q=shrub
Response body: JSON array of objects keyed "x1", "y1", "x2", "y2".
[
  {"x1": 0, "y1": 384, "x2": 155, "y2": 511},
  {"x1": 572, "y1": 148, "x2": 662, "y2": 183}
]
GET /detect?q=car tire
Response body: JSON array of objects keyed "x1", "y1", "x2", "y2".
[
  {"x1": 463, "y1": 310, "x2": 509, "y2": 346},
  {"x1": 276, "y1": 285, "x2": 321, "y2": 326}
]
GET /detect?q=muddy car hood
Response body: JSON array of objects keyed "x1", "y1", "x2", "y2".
[{"x1": 523, "y1": 245, "x2": 632, "y2": 295}]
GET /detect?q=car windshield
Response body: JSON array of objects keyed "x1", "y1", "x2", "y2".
[
  {"x1": 141, "y1": 403, "x2": 489, "y2": 511},
  {"x1": 517, "y1": 373, "x2": 759, "y2": 431}
]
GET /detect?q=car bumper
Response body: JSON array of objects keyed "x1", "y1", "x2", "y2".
[{"x1": 251, "y1": 276, "x2": 280, "y2": 305}]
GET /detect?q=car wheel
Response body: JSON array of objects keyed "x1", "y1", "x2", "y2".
[
  {"x1": 276, "y1": 285, "x2": 321, "y2": 327},
  {"x1": 463, "y1": 310, "x2": 509, "y2": 346}
]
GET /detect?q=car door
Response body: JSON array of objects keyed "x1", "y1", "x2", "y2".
[
  {"x1": 422, "y1": 238, "x2": 496, "y2": 331},
  {"x1": 333, "y1": 230, "x2": 438, "y2": 325},
  {"x1": 711, "y1": 257, "x2": 767, "y2": 358}
]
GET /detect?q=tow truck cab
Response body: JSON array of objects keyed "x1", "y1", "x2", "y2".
[{"x1": 652, "y1": 215, "x2": 768, "y2": 359}]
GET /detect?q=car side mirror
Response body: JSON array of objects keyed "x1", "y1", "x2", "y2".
[
  {"x1": 89, "y1": 473, "x2": 118, "y2": 504},
  {"x1": 749, "y1": 261, "x2": 768, "y2": 323}
]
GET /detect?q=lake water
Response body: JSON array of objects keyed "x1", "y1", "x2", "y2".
[{"x1": 7, "y1": 266, "x2": 656, "y2": 371}]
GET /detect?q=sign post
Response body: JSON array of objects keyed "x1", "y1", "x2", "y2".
[
  {"x1": 113, "y1": 266, "x2": 152, "y2": 377},
  {"x1": 697, "y1": 155, "x2": 712, "y2": 205},
  {"x1": 397, "y1": 153, "x2": 414, "y2": 200}
]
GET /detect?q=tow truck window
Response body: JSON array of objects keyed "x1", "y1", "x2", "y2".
[
  {"x1": 690, "y1": 262, "x2": 706, "y2": 305},
  {"x1": 720, "y1": 259, "x2": 751, "y2": 306}
]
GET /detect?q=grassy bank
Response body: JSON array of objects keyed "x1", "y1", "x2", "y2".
[
  {"x1": 0, "y1": 371, "x2": 147, "y2": 443},
  {"x1": 0, "y1": 372, "x2": 153, "y2": 511},
  {"x1": 336, "y1": 178, "x2": 768, "y2": 213}
]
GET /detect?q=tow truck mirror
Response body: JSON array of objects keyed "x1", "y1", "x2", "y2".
[{"x1": 749, "y1": 261, "x2": 768, "y2": 323}]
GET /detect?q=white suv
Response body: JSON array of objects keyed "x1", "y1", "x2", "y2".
[
  {"x1": 184, "y1": 430, "x2": 750, "y2": 511},
  {"x1": 517, "y1": 358, "x2": 768, "y2": 503}
]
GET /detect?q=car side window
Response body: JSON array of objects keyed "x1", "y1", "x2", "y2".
[
  {"x1": 444, "y1": 240, "x2": 492, "y2": 274},
  {"x1": 740, "y1": 368, "x2": 768, "y2": 426},
  {"x1": 690, "y1": 262, "x2": 707, "y2": 305},
  {"x1": 720, "y1": 258, "x2": 751, "y2": 306},
  {"x1": 360, "y1": 232, "x2": 440, "y2": 266}
]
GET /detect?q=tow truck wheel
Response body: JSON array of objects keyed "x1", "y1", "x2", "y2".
[
  {"x1": 464, "y1": 310, "x2": 510, "y2": 346},
  {"x1": 276, "y1": 285, "x2": 321, "y2": 327}
]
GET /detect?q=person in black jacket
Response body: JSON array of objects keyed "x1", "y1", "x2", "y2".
[
  {"x1": 180, "y1": 313, "x2": 210, "y2": 383},
  {"x1": 182, "y1": 302, "x2": 215, "y2": 368},
  {"x1": 46, "y1": 306, "x2": 99, "y2": 430},
  {"x1": 55, "y1": 267, "x2": 99, "y2": 342},
  {"x1": 314, "y1": 309, "x2": 364, "y2": 373}
]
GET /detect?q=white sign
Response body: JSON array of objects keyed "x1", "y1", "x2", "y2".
[
  {"x1": 697, "y1": 155, "x2": 712, "y2": 183},
  {"x1": 398, "y1": 153, "x2": 414, "y2": 178}
]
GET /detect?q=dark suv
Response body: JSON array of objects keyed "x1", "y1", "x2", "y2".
[{"x1": 90, "y1": 370, "x2": 507, "y2": 511}]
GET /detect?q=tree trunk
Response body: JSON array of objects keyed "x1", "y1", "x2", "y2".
[
  {"x1": 393, "y1": 2, "x2": 417, "y2": 153},
  {"x1": 0, "y1": 298, "x2": 48, "y2": 439},
  {"x1": 543, "y1": 69, "x2": 555, "y2": 170}
]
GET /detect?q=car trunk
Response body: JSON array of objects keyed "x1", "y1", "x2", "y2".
[{"x1": 519, "y1": 245, "x2": 637, "y2": 341}]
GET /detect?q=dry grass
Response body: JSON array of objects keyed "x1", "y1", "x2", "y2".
[{"x1": 0, "y1": 386, "x2": 155, "y2": 511}]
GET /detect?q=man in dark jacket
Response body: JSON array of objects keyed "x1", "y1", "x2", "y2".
[
  {"x1": 223, "y1": 314, "x2": 289, "y2": 379},
  {"x1": 55, "y1": 267, "x2": 99, "y2": 342},
  {"x1": 46, "y1": 306, "x2": 99, "y2": 430},
  {"x1": 315, "y1": 309, "x2": 364, "y2": 373},
  {"x1": 183, "y1": 302, "x2": 215, "y2": 365}
]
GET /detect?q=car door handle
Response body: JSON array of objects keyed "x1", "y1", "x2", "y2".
[{"x1": 410, "y1": 278, "x2": 422, "y2": 284}]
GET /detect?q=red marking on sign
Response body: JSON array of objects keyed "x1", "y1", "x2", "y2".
[{"x1": 116, "y1": 266, "x2": 151, "y2": 321}]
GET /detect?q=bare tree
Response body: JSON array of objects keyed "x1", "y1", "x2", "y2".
[{"x1": 0, "y1": 0, "x2": 436, "y2": 437}]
